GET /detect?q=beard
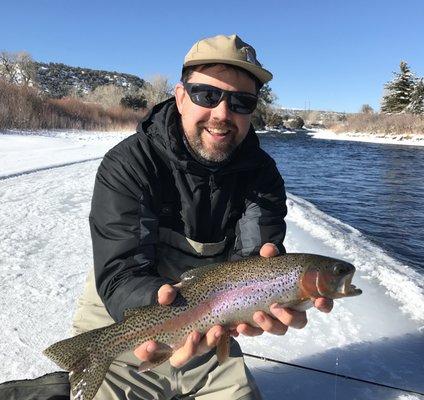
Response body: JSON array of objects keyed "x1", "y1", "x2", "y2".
[{"x1": 184, "y1": 120, "x2": 239, "y2": 163}]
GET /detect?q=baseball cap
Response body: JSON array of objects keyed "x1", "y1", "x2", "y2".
[{"x1": 183, "y1": 34, "x2": 273, "y2": 84}]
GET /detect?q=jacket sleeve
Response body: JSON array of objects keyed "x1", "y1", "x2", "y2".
[
  {"x1": 89, "y1": 147, "x2": 173, "y2": 322},
  {"x1": 231, "y1": 159, "x2": 287, "y2": 259}
]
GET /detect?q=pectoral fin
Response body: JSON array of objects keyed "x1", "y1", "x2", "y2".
[{"x1": 216, "y1": 332, "x2": 230, "y2": 364}]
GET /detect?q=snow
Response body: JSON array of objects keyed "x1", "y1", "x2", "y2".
[
  {"x1": 0, "y1": 130, "x2": 129, "y2": 178},
  {"x1": 307, "y1": 128, "x2": 424, "y2": 147},
  {"x1": 0, "y1": 131, "x2": 423, "y2": 399}
]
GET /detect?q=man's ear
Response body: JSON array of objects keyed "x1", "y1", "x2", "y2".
[{"x1": 174, "y1": 83, "x2": 186, "y2": 114}]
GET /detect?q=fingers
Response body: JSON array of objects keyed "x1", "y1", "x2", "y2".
[
  {"x1": 169, "y1": 326, "x2": 225, "y2": 368},
  {"x1": 247, "y1": 298, "x2": 333, "y2": 338},
  {"x1": 157, "y1": 284, "x2": 178, "y2": 305},
  {"x1": 314, "y1": 297, "x2": 333, "y2": 313},
  {"x1": 259, "y1": 243, "x2": 279, "y2": 258},
  {"x1": 270, "y1": 304, "x2": 308, "y2": 329},
  {"x1": 253, "y1": 311, "x2": 288, "y2": 335},
  {"x1": 169, "y1": 331, "x2": 201, "y2": 368},
  {"x1": 236, "y1": 323, "x2": 264, "y2": 336},
  {"x1": 197, "y1": 325, "x2": 225, "y2": 354},
  {"x1": 236, "y1": 309, "x2": 292, "y2": 336},
  {"x1": 204, "y1": 325, "x2": 225, "y2": 348},
  {"x1": 133, "y1": 340, "x2": 158, "y2": 361}
]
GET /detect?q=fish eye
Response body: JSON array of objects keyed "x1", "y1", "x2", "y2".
[{"x1": 333, "y1": 263, "x2": 349, "y2": 275}]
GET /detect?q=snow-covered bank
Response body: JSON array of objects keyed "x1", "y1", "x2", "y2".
[
  {"x1": 0, "y1": 130, "x2": 130, "y2": 179},
  {"x1": 0, "y1": 131, "x2": 423, "y2": 399},
  {"x1": 308, "y1": 128, "x2": 424, "y2": 146}
]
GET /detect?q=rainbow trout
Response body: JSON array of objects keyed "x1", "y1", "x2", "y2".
[{"x1": 44, "y1": 253, "x2": 362, "y2": 400}]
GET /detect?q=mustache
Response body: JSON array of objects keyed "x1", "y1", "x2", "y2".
[{"x1": 201, "y1": 120, "x2": 237, "y2": 131}]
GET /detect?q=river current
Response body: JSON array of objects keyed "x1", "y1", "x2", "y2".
[{"x1": 260, "y1": 132, "x2": 424, "y2": 273}]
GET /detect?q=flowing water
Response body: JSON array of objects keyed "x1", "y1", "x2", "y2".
[{"x1": 260, "y1": 131, "x2": 424, "y2": 273}]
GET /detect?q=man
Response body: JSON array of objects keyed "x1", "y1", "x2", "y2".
[{"x1": 72, "y1": 34, "x2": 332, "y2": 399}]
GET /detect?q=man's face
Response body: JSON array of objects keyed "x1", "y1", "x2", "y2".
[{"x1": 175, "y1": 65, "x2": 256, "y2": 163}]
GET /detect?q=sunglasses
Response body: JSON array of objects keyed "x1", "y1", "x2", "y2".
[{"x1": 183, "y1": 83, "x2": 258, "y2": 114}]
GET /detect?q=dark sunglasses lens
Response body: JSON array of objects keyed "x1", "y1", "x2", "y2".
[
  {"x1": 229, "y1": 93, "x2": 258, "y2": 114},
  {"x1": 186, "y1": 84, "x2": 257, "y2": 114},
  {"x1": 190, "y1": 86, "x2": 222, "y2": 107}
]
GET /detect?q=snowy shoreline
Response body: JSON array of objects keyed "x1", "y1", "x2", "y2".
[
  {"x1": 306, "y1": 128, "x2": 424, "y2": 147},
  {"x1": 3, "y1": 127, "x2": 424, "y2": 148},
  {"x1": 0, "y1": 130, "x2": 131, "y2": 179}
]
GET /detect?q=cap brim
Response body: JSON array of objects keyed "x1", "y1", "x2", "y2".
[{"x1": 184, "y1": 58, "x2": 273, "y2": 84}]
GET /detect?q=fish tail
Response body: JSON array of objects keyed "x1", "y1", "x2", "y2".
[{"x1": 44, "y1": 329, "x2": 113, "y2": 400}]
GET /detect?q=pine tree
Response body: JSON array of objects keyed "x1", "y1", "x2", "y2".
[
  {"x1": 406, "y1": 78, "x2": 424, "y2": 115},
  {"x1": 252, "y1": 83, "x2": 277, "y2": 129},
  {"x1": 381, "y1": 61, "x2": 416, "y2": 113}
]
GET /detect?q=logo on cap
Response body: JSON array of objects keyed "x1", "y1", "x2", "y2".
[{"x1": 244, "y1": 47, "x2": 259, "y2": 65}]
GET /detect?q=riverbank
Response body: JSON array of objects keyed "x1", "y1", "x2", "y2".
[{"x1": 307, "y1": 128, "x2": 424, "y2": 147}]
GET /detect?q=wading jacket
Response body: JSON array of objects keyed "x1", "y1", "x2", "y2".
[{"x1": 90, "y1": 98, "x2": 287, "y2": 322}]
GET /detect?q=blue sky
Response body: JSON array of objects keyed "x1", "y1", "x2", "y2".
[{"x1": 2, "y1": 0, "x2": 423, "y2": 112}]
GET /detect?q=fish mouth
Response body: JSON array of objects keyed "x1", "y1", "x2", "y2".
[{"x1": 337, "y1": 272, "x2": 362, "y2": 297}]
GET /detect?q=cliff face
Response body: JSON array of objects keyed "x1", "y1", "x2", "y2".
[{"x1": 35, "y1": 62, "x2": 145, "y2": 98}]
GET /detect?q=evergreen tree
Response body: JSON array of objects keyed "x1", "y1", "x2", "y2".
[
  {"x1": 406, "y1": 78, "x2": 424, "y2": 115},
  {"x1": 258, "y1": 83, "x2": 276, "y2": 106},
  {"x1": 381, "y1": 61, "x2": 415, "y2": 113},
  {"x1": 252, "y1": 83, "x2": 277, "y2": 130},
  {"x1": 120, "y1": 94, "x2": 147, "y2": 110}
]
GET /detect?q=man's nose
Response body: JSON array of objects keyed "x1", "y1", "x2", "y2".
[{"x1": 211, "y1": 98, "x2": 231, "y2": 120}]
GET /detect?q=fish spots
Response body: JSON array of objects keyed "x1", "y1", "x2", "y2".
[{"x1": 44, "y1": 254, "x2": 360, "y2": 400}]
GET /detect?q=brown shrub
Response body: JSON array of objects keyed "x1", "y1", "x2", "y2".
[
  {"x1": 82, "y1": 84, "x2": 126, "y2": 109},
  {"x1": 330, "y1": 113, "x2": 424, "y2": 135},
  {"x1": 0, "y1": 79, "x2": 147, "y2": 131}
]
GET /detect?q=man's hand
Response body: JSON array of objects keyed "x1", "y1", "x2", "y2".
[
  {"x1": 134, "y1": 243, "x2": 334, "y2": 368},
  {"x1": 134, "y1": 283, "x2": 226, "y2": 368},
  {"x1": 235, "y1": 243, "x2": 333, "y2": 337}
]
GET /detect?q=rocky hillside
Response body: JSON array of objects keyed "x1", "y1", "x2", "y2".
[{"x1": 34, "y1": 62, "x2": 145, "y2": 98}]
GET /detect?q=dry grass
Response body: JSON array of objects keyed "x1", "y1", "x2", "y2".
[
  {"x1": 330, "y1": 113, "x2": 424, "y2": 136},
  {"x1": 0, "y1": 79, "x2": 147, "y2": 131}
]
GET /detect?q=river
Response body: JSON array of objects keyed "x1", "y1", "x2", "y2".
[{"x1": 260, "y1": 131, "x2": 424, "y2": 273}]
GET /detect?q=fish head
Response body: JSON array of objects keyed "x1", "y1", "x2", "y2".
[{"x1": 299, "y1": 255, "x2": 362, "y2": 300}]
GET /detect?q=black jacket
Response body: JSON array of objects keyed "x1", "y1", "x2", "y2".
[{"x1": 89, "y1": 98, "x2": 287, "y2": 321}]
